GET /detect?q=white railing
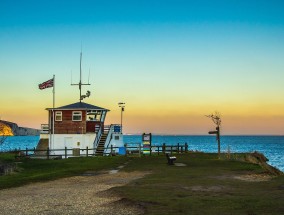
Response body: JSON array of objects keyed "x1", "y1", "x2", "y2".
[
  {"x1": 93, "y1": 125, "x2": 102, "y2": 149},
  {"x1": 40, "y1": 124, "x2": 49, "y2": 134},
  {"x1": 105, "y1": 124, "x2": 122, "y2": 151}
]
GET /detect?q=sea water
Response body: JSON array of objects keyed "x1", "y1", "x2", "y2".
[
  {"x1": 0, "y1": 136, "x2": 40, "y2": 152},
  {"x1": 1, "y1": 135, "x2": 283, "y2": 171}
]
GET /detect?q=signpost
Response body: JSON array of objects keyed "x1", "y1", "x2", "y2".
[
  {"x1": 142, "y1": 133, "x2": 152, "y2": 155},
  {"x1": 208, "y1": 126, "x2": 220, "y2": 158}
]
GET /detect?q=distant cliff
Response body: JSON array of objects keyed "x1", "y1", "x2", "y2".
[{"x1": 0, "y1": 120, "x2": 40, "y2": 136}]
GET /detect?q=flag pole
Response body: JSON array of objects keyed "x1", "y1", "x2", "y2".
[
  {"x1": 52, "y1": 75, "x2": 55, "y2": 152},
  {"x1": 53, "y1": 74, "x2": 55, "y2": 108}
]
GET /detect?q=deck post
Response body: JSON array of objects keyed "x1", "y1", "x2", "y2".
[
  {"x1": 65, "y1": 147, "x2": 67, "y2": 159},
  {"x1": 162, "y1": 143, "x2": 166, "y2": 154},
  {"x1": 124, "y1": 144, "x2": 127, "y2": 156},
  {"x1": 47, "y1": 147, "x2": 50, "y2": 160}
]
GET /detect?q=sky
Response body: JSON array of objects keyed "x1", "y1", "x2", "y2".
[{"x1": 1, "y1": 0, "x2": 284, "y2": 135}]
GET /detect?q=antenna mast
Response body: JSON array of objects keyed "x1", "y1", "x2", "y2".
[{"x1": 71, "y1": 51, "x2": 91, "y2": 103}]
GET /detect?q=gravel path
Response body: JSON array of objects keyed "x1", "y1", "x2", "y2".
[{"x1": 0, "y1": 171, "x2": 147, "y2": 215}]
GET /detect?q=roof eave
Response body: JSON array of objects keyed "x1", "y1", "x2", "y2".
[{"x1": 46, "y1": 108, "x2": 110, "y2": 111}]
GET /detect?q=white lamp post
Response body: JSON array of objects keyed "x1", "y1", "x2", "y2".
[{"x1": 118, "y1": 102, "x2": 125, "y2": 133}]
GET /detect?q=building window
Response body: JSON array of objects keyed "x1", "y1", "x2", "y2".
[
  {"x1": 55, "y1": 111, "x2": 62, "y2": 121},
  {"x1": 87, "y1": 110, "x2": 102, "y2": 121},
  {"x1": 72, "y1": 111, "x2": 82, "y2": 121}
]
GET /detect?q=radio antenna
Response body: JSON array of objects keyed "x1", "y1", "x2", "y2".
[
  {"x1": 88, "y1": 68, "x2": 90, "y2": 84},
  {"x1": 71, "y1": 51, "x2": 91, "y2": 103}
]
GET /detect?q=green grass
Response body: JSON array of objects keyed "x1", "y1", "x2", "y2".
[
  {"x1": 0, "y1": 153, "x2": 128, "y2": 189},
  {"x1": 1, "y1": 152, "x2": 284, "y2": 214},
  {"x1": 114, "y1": 153, "x2": 284, "y2": 215}
]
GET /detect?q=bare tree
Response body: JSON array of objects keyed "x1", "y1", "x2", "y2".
[{"x1": 205, "y1": 111, "x2": 222, "y2": 127}]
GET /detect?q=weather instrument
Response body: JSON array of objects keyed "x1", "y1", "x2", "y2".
[{"x1": 71, "y1": 52, "x2": 91, "y2": 102}]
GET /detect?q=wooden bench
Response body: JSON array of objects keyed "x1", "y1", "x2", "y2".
[{"x1": 166, "y1": 153, "x2": 176, "y2": 165}]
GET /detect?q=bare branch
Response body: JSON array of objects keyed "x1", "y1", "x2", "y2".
[{"x1": 205, "y1": 111, "x2": 222, "y2": 126}]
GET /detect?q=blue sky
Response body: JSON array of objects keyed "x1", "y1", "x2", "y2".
[
  {"x1": 1, "y1": 0, "x2": 284, "y2": 26},
  {"x1": 1, "y1": 0, "x2": 284, "y2": 134}
]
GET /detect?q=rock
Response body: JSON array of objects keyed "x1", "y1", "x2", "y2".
[
  {"x1": 245, "y1": 151, "x2": 283, "y2": 176},
  {"x1": 0, "y1": 120, "x2": 40, "y2": 136}
]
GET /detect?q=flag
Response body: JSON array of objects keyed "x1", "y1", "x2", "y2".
[{"x1": 38, "y1": 78, "x2": 54, "y2": 90}]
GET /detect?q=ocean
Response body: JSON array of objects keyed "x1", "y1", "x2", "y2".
[{"x1": 1, "y1": 135, "x2": 283, "y2": 172}]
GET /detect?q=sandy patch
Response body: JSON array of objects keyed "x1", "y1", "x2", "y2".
[
  {"x1": 213, "y1": 173, "x2": 274, "y2": 182},
  {"x1": 174, "y1": 163, "x2": 187, "y2": 167},
  {"x1": 233, "y1": 173, "x2": 274, "y2": 182},
  {"x1": 191, "y1": 185, "x2": 228, "y2": 192},
  {"x1": 0, "y1": 171, "x2": 148, "y2": 215}
]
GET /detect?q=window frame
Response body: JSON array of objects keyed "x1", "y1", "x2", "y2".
[
  {"x1": 55, "y1": 111, "x2": 62, "y2": 121},
  {"x1": 72, "y1": 111, "x2": 82, "y2": 121}
]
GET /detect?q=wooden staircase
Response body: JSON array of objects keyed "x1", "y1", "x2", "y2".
[
  {"x1": 95, "y1": 128, "x2": 110, "y2": 156},
  {"x1": 35, "y1": 138, "x2": 49, "y2": 155}
]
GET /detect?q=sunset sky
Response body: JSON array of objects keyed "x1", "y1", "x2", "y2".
[{"x1": 1, "y1": 0, "x2": 284, "y2": 135}]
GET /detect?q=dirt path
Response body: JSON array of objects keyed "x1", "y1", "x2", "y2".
[{"x1": 0, "y1": 171, "x2": 147, "y2": 215}]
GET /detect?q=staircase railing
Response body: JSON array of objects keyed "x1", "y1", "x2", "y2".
[
  {"x1": 94, "y1": 124, "x2": 121, "y2": 153},
  {"x1": 105, "y1": 124, "x2": 121, "y2": 150},
  {"x1": 101, "y1": 125, "x2": 112, "y2": 151},
  {"x1": 103, "y1": 125, "x2": 111, "y2": 134},
  {"x1": 93, "y1": 125, "x2": 103, "y2": 149}
]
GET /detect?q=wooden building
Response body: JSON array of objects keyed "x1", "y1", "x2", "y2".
[{"x1": 39, "y1": 101, "x2": 123, "y2": 157}]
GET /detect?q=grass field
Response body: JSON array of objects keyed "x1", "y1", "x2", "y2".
[
  {"x1": 1, "y1": 152, "x2": 284, "y2": 214},
  {"x1": 114, "y1": 153, "x2": 284, "y2": 215},
  {"x1": 0, "y1": 153, "x2": 128, "y2": 189}
]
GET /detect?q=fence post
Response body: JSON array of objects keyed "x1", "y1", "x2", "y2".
[
  {"x1": 157, "y1": 146, "x2": 160, "y2": 155},
  {"x1": 47, "y1": 147, "x2": 50, "y2": 160},
  {"x1": 150, "y1": 145, "x2": 152, "y2": 156},
  {"x1": 177, "y1": 143, "x2": 180, "y2": 153},
  {"x1": 26, "y1": 148, "x2": 28, "y2": 156},
  {"x1": 185, "y1": 142, "x2": 188, "y2": 152},
  {"x1": 162, "y1": 143, "x2": 166, "y2": 154},
  {"x1": 34, "y1": 147, "x2": 36, "y2": 154},
  {"x1": 181, "y1": 146, "x2": 183, "y2": 153},
  {"x1": 111, "y1": 145, "x2": 113, "y2": 157},
  {"x1": 124, "y1": 144, "x2": 127, "y2": 156},
  {"x1": 86, "y1": 146, "x2": 88, "y2": 157},
  {"x1": 170, "y1": 146, "x2": 173, "y2": 155},
  {"x1": 65, "y1": 147, "x2": 67, "y2": 159}
]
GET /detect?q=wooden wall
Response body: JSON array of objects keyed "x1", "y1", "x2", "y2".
[{"x1": 50, "y1": 110, "x2": 87, "y2": 134}]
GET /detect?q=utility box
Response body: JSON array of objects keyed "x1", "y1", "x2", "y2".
[{"x1": 73, "y1": 148, "x2": 80, "y2": 156}]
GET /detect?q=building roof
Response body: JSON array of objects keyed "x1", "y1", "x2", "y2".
[{"x1": 46, "y1": 102, "x2": 109, "y2": 111}]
